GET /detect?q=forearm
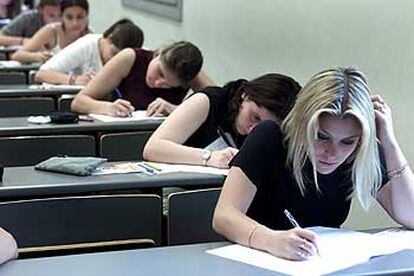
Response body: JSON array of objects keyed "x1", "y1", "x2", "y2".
[
  {"x1": 36, "y1": 70, "x2": 71, "y2": 85},
  {"x1": 383, "y1": 139, "x2": 414, "y2": 227},
  {"x1": 0, "y1": 34, "x2": 23, "y2": 46},
  {"x1": 143, "y1": 138, "x2": 205, "y2": 165},
  {"x1": 71, "y1": 93, "x2": 112, "y2": 115},
  {"x1": 213, "y1": 205, "x2": 275, "y2": 252},
  {"x1": 11, "y1": 50, "x2": 37, "y2": 63}
]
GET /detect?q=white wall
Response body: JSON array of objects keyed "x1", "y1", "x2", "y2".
[{"x1": 88, "y1": 0, "x2": 413, "y2": 229}]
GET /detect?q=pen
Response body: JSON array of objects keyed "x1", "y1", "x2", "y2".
[
  {"x1": 114, "y1": 88, "x2": 122, "y2": 99},
  {"x1": 217, "y1": 126, "x2": 237, "y2": 148},
  {"x1": 284, "y1": 209, "x2": 320, "y2": 256},
  {"x1": 138, "y1": 163, "x2": 157, "y2": 175},
  {"x1": 284, "y1": 209, "x2": 300, "y2": 228},
  {"x1": 143, "y1": 162, "x2": 161, "y2": 172}
]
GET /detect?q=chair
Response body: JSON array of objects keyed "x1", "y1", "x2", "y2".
[
  {"x1": 57, "y1": 94, "x2": 76, "y2": 112},
  {"x1": 99, "y1": 131, "x2": 154, "y2": 161},
  {"x1": 167, "y1": 188, "x2": 225, "y2": 245},
  {"x1": 0, "y1": 135, "x2": 96, "y2": 167},
  {"x1": 0, "y1": 97, "x2": 55, "y2": 117},
  {"x1": 0, "y1": 72, "x2": 26, "y2": 85},
  {"x1": 0, "y1": 194, "x2": 162, "y2": 258}
]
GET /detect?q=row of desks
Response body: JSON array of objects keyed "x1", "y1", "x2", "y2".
[{"x1": 1, "y1": 166, "x2": 224, "y2": 199}]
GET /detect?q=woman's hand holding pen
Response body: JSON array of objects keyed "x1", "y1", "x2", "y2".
[
  {"x1": 265, "y1": 228, "x2": 319, "y2": 261},
  {"x1": 208, "y1": 147, "x2": 239, "y2": 168},
  {"x1": 108, "y1": 99, "x2": 135, "y2": 117},
  {"x1": 146, "y1": 98, "x2": 177, "y2": 117}
]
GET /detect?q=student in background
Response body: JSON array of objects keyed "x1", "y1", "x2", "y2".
[
  {"x1": 71, "y1": 41, "x2": 214, "y2": 117},
  {"x1": 143, "y1": 74, "x2": 301, "y2": 168},
  {"x1": 0, "y1": 227, "x2": 17, "y2": 264},
  {"x1": 11, "y1": 0, "x2": 89, "y2": 63},
  {"x1": 0, "y1": 0, "x2": 61, "y2": 46},
  {"x1": 35, "y1": 18, "x2": 144, "y2": 85},
  {"x1": 213, "y1": 67, "x2": 414, "y2": 261}
]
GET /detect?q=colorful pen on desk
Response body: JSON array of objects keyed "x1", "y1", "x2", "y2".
[
  {"x1": 143, "y1": 162, "x2": 161, "y2": 172},
  {"x1": 138, "y1": 162, "x2": 159, "y2": 175}
]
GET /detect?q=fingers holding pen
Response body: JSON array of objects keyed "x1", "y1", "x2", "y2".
[{"x1": 111, "y1": 99, "x2": 135, "y2": 117}]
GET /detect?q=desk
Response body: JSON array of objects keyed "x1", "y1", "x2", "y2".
[
  {"x1": 1, "y1": 242, "x2": 413, "y2": 276},
  {"x1": 0, "y1": 85, "x2": 81, "y2": 97},
  {"x1": 0, "y1": 63, "x2": 40, "y2": 73},
  {"x1": 1, "y1": 166, "x2": 224, "y2": 199},
  {"x1": 0, "y1": 117, "x2": 163, "y2": 165},
  {"x1": 0, "y1": 45, "x2": 21, "y2": 60},
  {"x1": 0, "y1": 117, "x2": 162, "y2": 136}
]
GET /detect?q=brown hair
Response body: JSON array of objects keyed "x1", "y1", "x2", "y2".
[
  {"x1": 159, "y1": 41, "x2": 203, "y2": 86},
  {"x1": 227, "y1": 73, "x2": 301, "y2": 123},
  {"x1": 103, "y1": 18, "x2": 144, "y2": 49},
  {"x1": 39, "y1": 0, "x2": 61, "y2": 7}
]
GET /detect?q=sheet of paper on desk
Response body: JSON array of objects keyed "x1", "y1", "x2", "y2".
[
  {"x1": 207, "y1": 228, "x2": 402, "y2": 275},
  {"x1": 149, "y1": 162, "x2": 228, "y2": 175},
  {"x1": 372, "y1": 228, "x2": 414, "y2": 254},
  {"x1": 92, "y1": 162, "x2": 145, "y2": 175},
  {"x1": 0, "y1": 60, "x2": 21, "y2": 67},
  {"x1": 29, "y1": 84, "x2": 85, "y2": 90},
  {"x1": 89, "y1": 111, "x2": 165, "y2": 122}
]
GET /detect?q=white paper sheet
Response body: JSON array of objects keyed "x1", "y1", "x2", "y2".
[
  {"x1": 89, "y1": 111, "x2": 165, "y2": 122},
  {"x1": 207, "y1": 228, "x2": 414, "y2": 275},
  {"x1": 147, "y1": 162, "x2": 228, "y2": 175},
  {"x1": 29, "y1": 84, "x2": 85, "y2": 90}
]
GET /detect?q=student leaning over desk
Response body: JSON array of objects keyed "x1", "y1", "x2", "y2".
[
  {"x1": 143, "y1": 73, "x2": 301, "y2": 168},
  {"x1": 0, "y1": 0, "x2": 61, "y2": 47},
  {"x1": 11, "y1": 0, "x2": 91, "y2": 63},
  {"x1": 35, "y1": 18, "x2": 144, "y2": 85},
  {"x1": 213, "y1": 67, "x2": 414, "y2": 261},
  {"x1": 71, "y1": 41, "x2": 214, "y2": 117}
]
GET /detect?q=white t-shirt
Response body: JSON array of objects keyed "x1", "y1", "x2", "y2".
[{"x1": 40, "y1": 33, "x2": 103, "y2": 76}]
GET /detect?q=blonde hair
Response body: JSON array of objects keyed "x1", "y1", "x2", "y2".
[{"x1": 282, "y1": 67, "x2": 382, "y2": 210}]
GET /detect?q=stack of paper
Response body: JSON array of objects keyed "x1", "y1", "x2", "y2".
[
  {"x1": 207, "y1": 227, "x2": 414, "y2": 275},
  {"x1": 147, "y1": 162, "x2": 228, "y2": 176},
  {"x1": 89, "y1": 111, "x2": 165, "y2": 122}
]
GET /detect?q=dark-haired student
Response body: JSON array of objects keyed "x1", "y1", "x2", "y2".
[
  {"x1": 143, "y1": 73, "x2": 301, "y2": 168},
  {"x1": 0, "y1": 228, "x2": 17, "y2": 264},
  {"x1": 0, "y1": 0, "x2": 61, "y2": 46},
  {"x1": 71, "y1": 41, "x2": 214, "y2": 117},
  {"x1": 35, "y1": 18, "x2": 144, "y2": 85},
  {"x1": 11, "y1": 0, "x2": 91, "y2": 63}
]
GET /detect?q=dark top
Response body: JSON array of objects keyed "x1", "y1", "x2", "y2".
[
  {"x1": 232, "y1": 120, "x2": 388, "y2": 230},
  {"x1": 184, "y1": 80, "x2": 246, "y2": 149},
  {"x1": 118, "y1": 48, "x2": 188, "y2": 110},
  {"x1": 1, "y1": 10, "x2": 43, "y2": 37}
]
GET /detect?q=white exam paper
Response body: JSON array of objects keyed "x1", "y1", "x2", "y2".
[{"x1": 89, "y1": 111, "x2": 165, "y2": 122}]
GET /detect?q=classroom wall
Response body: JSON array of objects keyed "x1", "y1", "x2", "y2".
[{"x1": 88, "y1": 0, "x2": 413, "y2": 229}]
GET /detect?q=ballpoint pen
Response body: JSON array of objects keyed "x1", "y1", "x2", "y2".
[
  {"x1": 284, "y1": 209, "x2": 320, "y2": 256},
  {"x1": 114, "y1": 88, "x2": 122, "y2": 99},
  {"x1": 217, "y1": 126, "x2": 237, "y2": 148},
  {"x1": 138, "y1": 163, "x2": 157, "y2": 175},
  {"x1": 284, "y1": 209, "x2": 300, "y2": 228}
]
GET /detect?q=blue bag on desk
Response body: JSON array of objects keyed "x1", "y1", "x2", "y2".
[{"x1": 34, "y1": 156, "x2": 107, "y2": 176}]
